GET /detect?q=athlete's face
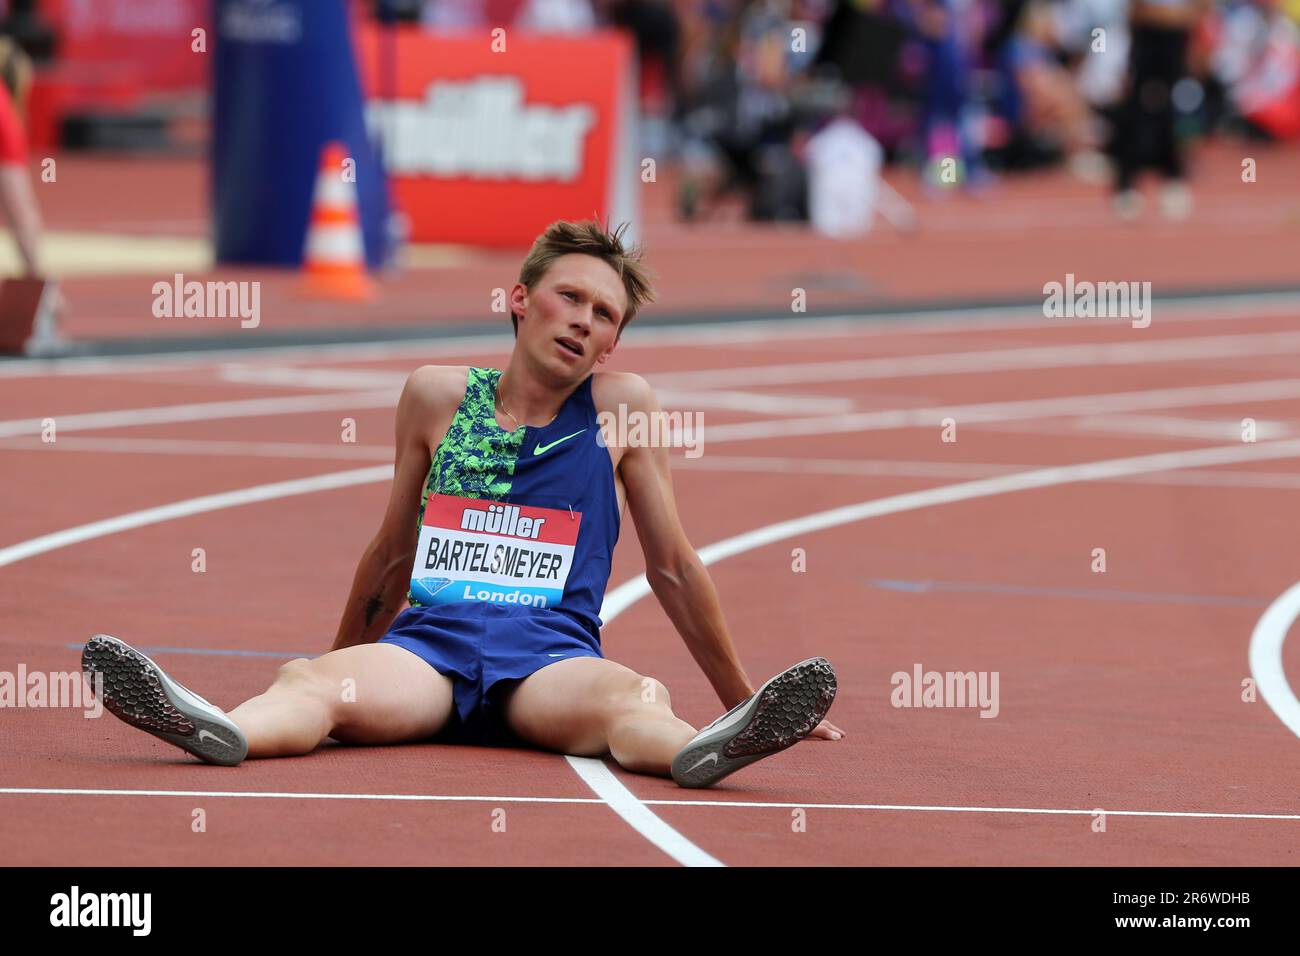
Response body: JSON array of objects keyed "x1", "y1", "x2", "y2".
[{"x1": 511, "y1": 254, "x2": 626, "y2": 377}]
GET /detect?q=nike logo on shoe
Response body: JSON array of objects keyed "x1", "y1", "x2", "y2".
[
  {"x1": 670, "y1": 657, "x2": 838, "y2": 789},
  {"x1": 198, "y1": 729, "x2": 234, "y2": 749},
  {"x1": 533, "y1": 429, "x2": 587, "y2": 456},
  {"x1": 685, "y1": 752, "x2": 719, "y2": 773}
]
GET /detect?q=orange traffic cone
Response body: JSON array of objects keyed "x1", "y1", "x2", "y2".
[{"x1": 302, "y1": 141, "x2": 373, "y2": 300}]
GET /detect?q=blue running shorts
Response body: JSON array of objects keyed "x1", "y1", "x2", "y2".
[{"x1": 378, "y1": 602, "x2": 603, "y2": 746}]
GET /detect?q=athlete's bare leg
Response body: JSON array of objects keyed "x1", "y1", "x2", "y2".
[
  {"x1": 500, "y1": 657, "x2": 697, "y2": 776},
  {"x1": 226, "y1": 643, "x2": 454, "y2": 758}
]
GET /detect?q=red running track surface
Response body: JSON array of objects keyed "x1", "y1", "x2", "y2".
[{"x1": 3, "y1": 302, "x2": 1300, "y2": 865}]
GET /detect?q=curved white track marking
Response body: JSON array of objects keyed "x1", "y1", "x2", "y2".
[
  {"x1": 3, "y1": 788, "x2": 1298, "y2": 821},
  {"x1": 563, "y1": 758, "x2": 723, "y2": 867},
  {"x1": 1249, "y1": 581, "x2": 1300, "y2": 738},
  {"x1": 0, "y1": 466, "x2": 392, "y2": 568},
  {"x1": 0, "y1": 389, "x2": 397, "y2": 438}
]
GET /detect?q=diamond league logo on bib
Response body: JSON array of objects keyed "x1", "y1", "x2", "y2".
[{"x1": 411, "y1": 494, "x2": 580, "y2": 608}]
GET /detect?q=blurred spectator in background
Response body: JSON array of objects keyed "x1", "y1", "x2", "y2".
[
  {"x1": 605, "y1": 1, "x2": 686, "y2": 119},
  {"x1": 675, "y1": 0, "x2": 809, "y2": 221},
  {"x1": 811, "y1": 0, "x2": 912, "y2": 155},
  {"x1": 904, "y1": 0, "x2": 989, "y2": 189},
  {"x1": 1112, "y1": 0, "x2": 1213, "y2": 220},
  {"x1": 1210, "y1": 0, "x2": 1300, "y2": 140},
  {"x1": 0, "y1": 28, "x2": 45, "y2": 281},
  {"x1": 995, "y1": 1, "x2": 1108, "y2": 179},
  {"x1": 1056, "y1": 0, "x2": 1131, "y2": 111},
  {"x1": 395, "y1": 0, "x2": 1300, "y2": 225}
]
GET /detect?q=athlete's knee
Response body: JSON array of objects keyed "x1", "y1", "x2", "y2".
[
  {"x1": 272, "y1": 658, "x2": 338, "y2": 711},
  {"x1": 274, "y1": 657, "x2": 315, "y2": 683},
  {"x1": 638, "y1": 676, "x2": 672, "y2": 711},
  {"x1": 606, "y1": 673, "x2": 673, "y2": 721}
]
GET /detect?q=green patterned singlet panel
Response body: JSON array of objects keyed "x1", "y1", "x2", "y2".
[{"x1": 409, "y1": 368, "x2": 523, "y2": 606}]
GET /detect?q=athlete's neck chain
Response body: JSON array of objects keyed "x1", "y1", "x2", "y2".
[{"x1": 495, "y1": 372, "x2": 558, "y2": 430}]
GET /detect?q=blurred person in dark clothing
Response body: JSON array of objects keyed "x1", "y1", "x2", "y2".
[
  {"x1": 905, "y1": 0, "x2": 988, "y2": 189},
  {"x1": 1113, "y1": 0, "x2": 1213, "y2": 220},
  {"x1": 603, "y1": 1, "x2": 687, "y2": 118},
  {"x1": 811, "y1": 0, "x2": 913, "y2": 154},
  {"x1": 675, "y1": 0, "x2": 808, "y2": 221},
  {"x1": 998, "y1": 1, "x2": 1108, "y2": 177}
]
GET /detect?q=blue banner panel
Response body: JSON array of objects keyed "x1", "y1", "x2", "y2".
[{"x1": 212, "y1": 0, "x2": 389, "y2": 268}]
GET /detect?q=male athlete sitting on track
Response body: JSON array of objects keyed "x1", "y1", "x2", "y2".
[{"x1": 82, "y1": 219, "x2": 843, "y2": 789}]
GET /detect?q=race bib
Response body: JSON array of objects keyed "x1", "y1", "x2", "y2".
[{"x1": 410, "y1": 494, "x2": 580, "y2": 608}]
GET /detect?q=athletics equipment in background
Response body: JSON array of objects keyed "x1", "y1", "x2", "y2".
[{"x1": 302, "y1": 141, "x2": 374, "y2": 301}]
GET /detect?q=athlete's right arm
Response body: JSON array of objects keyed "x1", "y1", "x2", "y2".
[{"x1": 330, "y1": 365, "x2": 464, "y2": 650}]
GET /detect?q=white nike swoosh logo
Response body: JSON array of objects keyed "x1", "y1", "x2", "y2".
[
  {"x1": 198, "y1": 729, "x2": 233, "y2": 749},
  {"x1": 685, "y1": 752, "x2": 719, "y2": 773}
]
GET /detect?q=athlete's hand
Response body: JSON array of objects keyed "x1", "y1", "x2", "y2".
[{"x1": 808, "y1": 718, "x2": 844, "y2": 741}]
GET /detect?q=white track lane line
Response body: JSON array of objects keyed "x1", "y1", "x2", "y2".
[
  {"x1": 8, "y1": 375, "x2": 1300, "y2": 447},
  {"x1": 677, "y1": 453, "x2": 1300, "y2": 491},
  {"x1": 14, "y1": 436, "x2": 1300, "y2": 493},
  {"x1": 0, "y1": 788, "x2": 605, "y2": 803},
  {"x1": 649, "y1": 329, "x2": 1300, "y2": 390},
  {"x1": 0, "y1": 435, "x2": 394, "y2": 460},
  {"x1": 0, "y1": 466, "x2": 392, "y2": 569},
  {"x1": 19, "y1": 435, "x2": 1300, "y2": 495},
  {"x1": 3, "y1": 788, "x2": 1297, "y2": 821},
  {"x1": 700, "y1": 377, "x2": 1300, "y2": 444},
  {"x1": 0, "y1": 389, "x2": 398, "y2": 439},
  {"x1": 1249, "y1": 581, "x2": 1300, "y2": 739},
  {"x1": 214, "y1": 365, "x2": 858, "y2": 415}
]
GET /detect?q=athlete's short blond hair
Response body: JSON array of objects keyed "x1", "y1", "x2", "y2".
[{"x1": 512, "y1": 219, "x2": 656, "y2": 336}]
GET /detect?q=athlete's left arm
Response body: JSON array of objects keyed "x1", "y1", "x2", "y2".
[{"x1": 615, "y1": 374, "x2": 844, "y2": 739}]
